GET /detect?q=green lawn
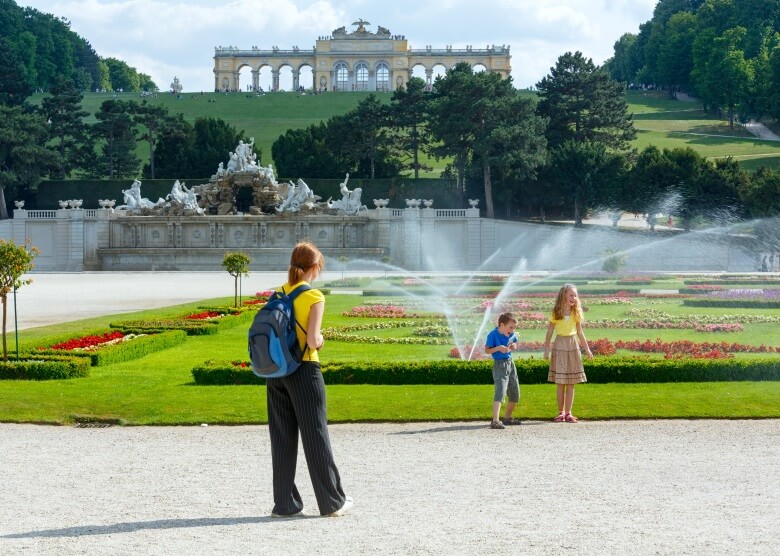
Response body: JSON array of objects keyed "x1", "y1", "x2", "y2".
[
  {"x1": 2, "y1": 275, "x2": 779, "y2": 424},
  {"x1": 28, "y1": 90, "x2": 780, "y2": 175}
]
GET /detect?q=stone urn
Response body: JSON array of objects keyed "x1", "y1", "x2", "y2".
[
  {"x1": 73, "y1": 199, "x2": 83, "y2": 209},
  {"x1": 59, "y1": 200, "x2": 69, "y2": 209},
  {"x1": 106, "y1": 199, "x2": 116, "y2": 208},
  {"x1": 373, "y1": 199, "x2": 389, "y2": 208},
  {"x1": 423, "y1": 199, "x2": 433, "y2": 208},
  {"x1": 468, "y1": 199, "x2": 480, "y2": 208},
  {"x1": 98, "y1": 199, "x2": 109, "y2": 208},
  {"x1": 14, "y1": 200, "x2": 25, "y2": 209}
]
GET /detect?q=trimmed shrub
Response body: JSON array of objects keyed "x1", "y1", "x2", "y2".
[
  {"x1": 192, "y1": 357, "x2": 780, "y2": 385},
  {"x1": 36, "y1": 330, "x2": 187, "y2": 366},
  {"x1": 111, "y1": 319, "x2": 219, "y2": 336},
  {"x1": 0, "y1": 355, "x2": 90, "y2": 380}
]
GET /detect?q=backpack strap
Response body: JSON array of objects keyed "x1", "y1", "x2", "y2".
[{"x1": 284, "y1": 284, "x2": 314, "y2": 355}]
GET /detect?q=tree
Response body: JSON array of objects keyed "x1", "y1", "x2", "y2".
[
  {"x1": 605, "y1": 33, "x2": 642, "y2": 85},
  {"x1": 38, "y1": 76, "x2": 92, "y2": 179},
  {"x1": 0, "y1": 239, "x2": 39, "y2": 361},
  {"x1": 0, "y1": 105, "x2": 60, "y2": 219},
  {"x1": 144, "y1": 115, "x2": 194, "y2": 179},
  {"x1": 327, "y1": 95, "x2": 399, "y2": 179},
  {"x1": 738, "y1": 166, "x2": 780, "y2": 218},
  {"x1": 708, "y1": 27, "x2": 754, "y2": 129},
  {"x1": 390, "y1": 77, "x2": 432, "y2": 178},
  {"x1": 103, "y1": 57, "x2": 140, "y2": 91},
  {"x1": 138, "y1": 73, "x2": 159, "y2": 92},
  {"x1": 272, "y1": 122, "x2": 345, "y2": 179},
  {"x1": 222, "y1": 252, "x2": 251, "y2": 307},
  {"x1": 91, "y1": 99, "x2": 139, "y2": 179},
  {"x1": 131, "y1": 101, "x2": 177, "y2": 179},
  {"x1": 428, "y1": 63, "x2": 548, "y2": 218},
  {"x1": 655, "y1": 12, "x2": 697, "y2": 95},
  {"x1": 548, "y1": 140, "x2": 625, "y2": 226},
  {"x1": 536, "y1": 51, "x2": 637, "y2": 150},
  {"x1": 0, "y1": 38, "x2": 34, "y2": 106}
]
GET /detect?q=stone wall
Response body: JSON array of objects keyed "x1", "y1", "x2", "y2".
[{"x1": 0, "y1": 208, "x2": 760, "y2": 272}]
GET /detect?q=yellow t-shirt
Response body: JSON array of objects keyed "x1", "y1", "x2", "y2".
[
  {"x1": 549, "y1": 312, "x2": 579, "y2": 337},
  {"x1": 278, "y1": 281, "x2": 325, "y2": 362}
]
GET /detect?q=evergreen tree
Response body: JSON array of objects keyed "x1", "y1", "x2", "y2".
[
  {"x1": 131, "y1": 101, "x2": 175, "y2": 179},
  {"x1": 390, "y1": 77, "x2": 432, "y2": 178},
  {"x1": 0, "y1": 105, "x2": 59, "y2": 218},
  {"x1": 144, "y1": 115, "x2": 194, "y2": 179},
  {"x1": 536, "y1": 52, "x2": 636, "y2": 150},
  {"x1": 189, "y1": 117, "x2": 245, "y2": 179},
  {"x1": 429, "y1": 63, "x2": 547, "y2": 218},
  {"x1": 39, "y1": 76, "x2": 92, "y2": 179},
  {"x1": 91, "y1": 100, "x2": 139, "y2": 179}
]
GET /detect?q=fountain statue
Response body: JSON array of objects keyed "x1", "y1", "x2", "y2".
[
  {"x1": 326, "y1": 174, "x2": 367, "y2": 214},
  {"x1": 116, "y1": 180, "x2": 166, "y2": 211}
]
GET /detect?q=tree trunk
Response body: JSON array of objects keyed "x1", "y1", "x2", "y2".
[
  {"x1": 539, "y1": 206, "x2": 546, "y2": 223},
  {"x1": 234, "y1": 276, "x2": 239, "y2": 308},
  {"x1": 149, "y1": 140, "x2": 155, "y2": 179},
  {"x1": 0, "y1": 188, "x2": 9, "y2": 220},
  {"x1": 574, "y1": 200, "x2": 583, "y2": 226},
  {"x1": 412, "y1": 124, "x2": 419, "y2": 179},
  {"x1": 2, "y1": 296, "x2": 7, "y2": 361},
  {"x1": 483, "y1": 162, "x2": 494, "y2": 219}
]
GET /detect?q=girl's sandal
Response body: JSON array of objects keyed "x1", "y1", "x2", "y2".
[
  {"x1": 565, "y1": 413, "x2": 579, "y2": 423},
  {"x1": 553, "y1": 412, "x2": 566, "y2": 422}
]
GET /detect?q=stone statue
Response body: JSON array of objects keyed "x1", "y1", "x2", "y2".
[
  {"x1": 167, "y1": 180, "x2": 204, "y2": 214},
  {"x1": 332, "y1": 26, "x2": 346, "y2": 36},
  {"x1": 117, "y1": 179, "x2": 165, "y2": 210},
  {"x1": 226, "y1": 152, "x2": 239, "y2": 173},
  {"x1": 277, "y1": 179, "x2": 321, "y2": 213},
  {"x1": 327, "y1": 173, "x2": 366, "y2": 214}
]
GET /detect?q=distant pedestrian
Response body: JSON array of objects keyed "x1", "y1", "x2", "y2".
[
  {"x1": 484, "y1": 312, "x2": 521, "y2": 429},
  {"x1": 543, "y1": 284, "x2": 592, "y2": 423},
  {"x1": 266, "y1": 241, "x2": 352, "y2": 517}
]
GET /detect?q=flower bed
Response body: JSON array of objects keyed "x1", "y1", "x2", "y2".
[
  {"x1": 112, "y1": 306, "x2": 254, "y2": 335},
  {"x1": 35, "y1": 330, "x2": 187, "y2": 366},
  {"x1": 693, "y1": 323, "x2": 744, "y2": 333},
  {"x1": 614, "y1": 338, "x2": 779, "y2": 358}
]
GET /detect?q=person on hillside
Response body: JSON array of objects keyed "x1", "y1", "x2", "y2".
[
  {"x1": 266, "y1": 241, "x2": 352, "y2": 518},
  {"x1": 484, "y1": 312, "x2": 521, "y2": 429},
  {"x1": 543, "y1": 284, "x2": 592, "y2": 423}
]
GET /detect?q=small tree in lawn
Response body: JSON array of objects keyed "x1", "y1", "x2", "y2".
[
  {"x1": 222, "y1": 252, "x2": 251, "y2": 307},
  {"x1": 0, "y1": 240, "x2": 39, "y2": 361}
]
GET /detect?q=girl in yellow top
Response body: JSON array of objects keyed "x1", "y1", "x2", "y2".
[
  {"x1": 543, "y1": 284, "x2": 592, "y2": 423},
  {"x1": 266, "y1": 241, "x2": 351, "y2": 518}
]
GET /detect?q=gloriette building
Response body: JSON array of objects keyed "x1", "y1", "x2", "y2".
[{"x1": 213, "y1": 19, "x2": 511, "y2": 92}]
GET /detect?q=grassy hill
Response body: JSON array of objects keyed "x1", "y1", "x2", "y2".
[{"x1": 29, "y1": 89, "x2": 780, "y2": 175}]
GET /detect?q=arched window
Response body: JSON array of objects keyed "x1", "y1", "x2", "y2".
[
  {"x1": 355, "y1": 62, "x2": 369, "y2": 91},
  {"x1": 335, "y1": 62, "x2": 348, "y2": 91},
  {"x1": 376, "y1": 62, "x2": 390, "y2": 92}
]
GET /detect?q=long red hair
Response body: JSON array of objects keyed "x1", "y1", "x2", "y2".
[{"x1": 287, "y1": 241, "x2": 325, "y2": 284}]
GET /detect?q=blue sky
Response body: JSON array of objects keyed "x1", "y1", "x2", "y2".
[{"x1": 16, "y1": 0, "x2": 656, "y2": 91}]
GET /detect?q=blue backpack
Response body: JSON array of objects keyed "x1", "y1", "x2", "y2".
[{"x1": 248, "y1": 284, "x2": 311, "y2": 378}]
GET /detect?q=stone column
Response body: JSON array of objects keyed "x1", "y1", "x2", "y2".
[
  {"x1": 292, "y1": 69, "x2": 300, "y2": 91},
  {"x1": 466, "y1": 207, "x2": 482, "y2": 269},
  {"x1": 402, "y1": 206, "x2": 421, "y2": 269},
  {"x1": 251, "y1": 70, "x2": 259, "y2": 92},
  {"x1": 425, "y1": 68, "x2": 433, "y2": 90},
  {"x1": 368, "y1": 69, "x2": 376, "y2": 91},
  {"x1": 271, "y1": 69, "x2": 280, "y2": 91}
]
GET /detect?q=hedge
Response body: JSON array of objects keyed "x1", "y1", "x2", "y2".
[
  {"x1": 683, "y1": 299, "x2": 780, "y2": 309},
  {"x1": 0, "y1": 355, "x2": 91, "y2": 380},
  {"x1": 684, "y1": 279, "x2": 780, "y2": 286},
  {"x1": 191, "y1": 357, "x2": 780, "y2": 385},
  {"x1": 112, "y1": 307, "x2": 256, "y2": 335},
  {"x1": 35, "y1": 330, "x2": 187, "y2": 366}
]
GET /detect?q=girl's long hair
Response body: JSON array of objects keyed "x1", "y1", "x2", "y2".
[
  {"x1": 552, "y1": 284, "x2": 583, "y2": 322},
  {"x1": 288, "y1": 241, "x2": 325, "y2": 285}
]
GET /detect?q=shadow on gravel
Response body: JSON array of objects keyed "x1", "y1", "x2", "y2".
[
  {"x1": 393, "y1": 421, "x2": 547, "y2": 434},
  {"x1": 2, "y1": 516, "x2": 269, "y2": 539}
]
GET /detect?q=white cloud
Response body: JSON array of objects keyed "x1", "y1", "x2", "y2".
[{"x1": 17, "y1": 0, "x2": 655, "y2": 91}]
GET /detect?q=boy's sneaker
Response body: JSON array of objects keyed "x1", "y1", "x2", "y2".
[
  {"x1": 271, "y1": 510, "x2": 303, "y2": 518},
  {"x1": 490, "y1": 420, "x2": 506, "y2": 429},
  {"x1": 501, "y1": 417, "x2": 522, "y2": 426},
  {"x1": 328, "y1": 496, "x2": 353, "y2": 517}
]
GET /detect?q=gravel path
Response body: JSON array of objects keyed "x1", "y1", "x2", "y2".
[{"x1": 1, "y1": 420, "x2": 777, "y2": 555}]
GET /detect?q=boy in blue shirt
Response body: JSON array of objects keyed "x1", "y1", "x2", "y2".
[{"x1": 485, "y1": 312, "x2": 520, "y2": 429}]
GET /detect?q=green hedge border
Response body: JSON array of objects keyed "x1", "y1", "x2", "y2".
[
  {"x1": 192, "y1": 357, "x2": 780, "y2": 385},
  {"x1": 0, "y1": 355, "x2": 91, "y2": 380},
  {"x1": 35, "y1": 330, "x2": 187, "y2": 366}
]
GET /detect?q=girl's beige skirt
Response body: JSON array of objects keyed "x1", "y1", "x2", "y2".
[{"x1": 548, "y1": 335, "x2": 587, "y2": 384}]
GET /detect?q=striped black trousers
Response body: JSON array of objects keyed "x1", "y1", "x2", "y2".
[{"x1": 266, "y1": 361, "x2": 346, "y2": 515}]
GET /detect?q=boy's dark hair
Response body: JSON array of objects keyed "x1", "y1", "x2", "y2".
[{"x1": 497, "y1": 312, "x2": 516, "y2": 326}]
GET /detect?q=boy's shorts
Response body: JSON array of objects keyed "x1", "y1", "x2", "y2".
[{"x1": 492, "y1": 359, "x2": 520, "y2": 403}]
